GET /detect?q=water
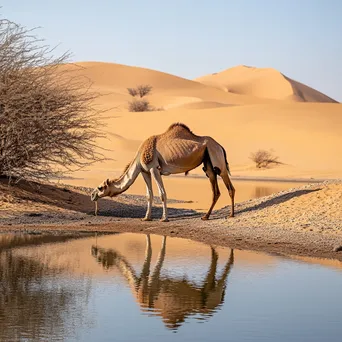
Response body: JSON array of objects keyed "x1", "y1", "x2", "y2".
[
  {"x1": 124, "y1": 177, "x2": 310, "y2": 211},
  {"x1": 1, "y1": 232, "x2": 342, "y2": 342}
]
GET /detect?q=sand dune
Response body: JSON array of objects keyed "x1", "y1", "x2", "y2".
[
  {"x1": 52, "y1": 61, "x2": 342, "y2": 207},
  {"x1": 64, "y1": 101, "x2": 342, "y2": 211},
  {"x1": 85, "y1": 101, "x2": 342, "y2": 178},
  {"x1": 195, "y1": 65, "x2": 338, "y2": 103},
  {"x1": 63, "y1": 62, "x2": 274, "y2": 111},
  {"x1": 168, "y1": 100, "x2": 234, "y2": 110},
  {"x1": 106, "y1": 132, "x2": 142, "y2": 153}
]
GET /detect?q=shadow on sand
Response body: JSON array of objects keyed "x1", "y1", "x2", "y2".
[
  {"x1": 1, "y1": 177, "x2": 320, "y2": 223},
  {"x1": 237, "y1": 188, "x2": 321, "y2": 214},
  {"x1": 0, "y1": 177, "x2": 201, "y2": 222},
  {"x1": 209, "y1": 188, "x2": 321, "y2": 220}
]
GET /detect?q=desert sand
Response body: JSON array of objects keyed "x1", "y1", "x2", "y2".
[
  {"x1": 195, "y1": 65, "x2": 339, "y2": 103},
  {"x1": 56, "y1": 62, "x2": 342, "y2": 206},
  {"x1": 1, "y1": 61, "x2": 341, "y2": 261}
]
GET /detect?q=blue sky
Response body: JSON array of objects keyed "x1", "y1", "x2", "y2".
[{"x1": 2, "y1": 0, "x2": 342, "y2": 101}]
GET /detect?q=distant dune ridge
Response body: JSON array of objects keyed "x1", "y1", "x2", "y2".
[
  {"x1": 195, "y1": 65, "x2": 338, "y2": 103},
  {"x1": 68, "y1": 62, "x2": 280, "y2": 110},
  {"x1": 66, "y1": 62, "x2": 339, "y2": 109}
]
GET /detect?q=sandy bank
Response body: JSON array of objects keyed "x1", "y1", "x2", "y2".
[{"x1": 1, "y1": 179, "x2": 342, "y2": 262}]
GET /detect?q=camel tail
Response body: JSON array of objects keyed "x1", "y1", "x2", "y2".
[
  {"x1": 206, "y1": 139, "x2": 231, "y2": 176},
  {"x1": 219, "y1": 144, "x2": 231, "y2": 176}
]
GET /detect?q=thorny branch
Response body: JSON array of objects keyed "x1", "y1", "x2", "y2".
[{"x1": 0, "y1": 19, "x2": 106, "y2": 182}]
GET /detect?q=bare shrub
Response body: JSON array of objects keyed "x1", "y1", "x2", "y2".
[
  {"x1": 128, "y1": 99, "x2": 151, "y2": 112},
  {"x1": 249, "y1": 149, "x2": 280, "y2": 168},
  {"x1": 0, "y1": 19, "x2": 104, "y2": 182},
  {"x1": 127, "y1": 84, "x2": 152, "y2": 98},
  {"x1": 127, "y1": 87, "x2": 138, "y2": 97},
  {"x1": 127, "y1": 84, "x2": 155, "y2": 111},
  {"x1": 136, "y1": 84, "x2": 152, "y2": 98}
]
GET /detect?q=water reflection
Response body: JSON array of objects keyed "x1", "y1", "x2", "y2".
[
  {"x1": 253, "y1": 186, "x2": 279, "y2": 198},
  {"x1": 1, "y1": 232, "x2": 342, "y2": 342},
  {"x1": 0, "y1": 232, "x2": 84, "y2": 251},
  {"x1": 0, "y1": 233, "x2": 93, "y2": 342},
  {"x1": 92, "y1": 234, "x2": 234, "y2": 330}
]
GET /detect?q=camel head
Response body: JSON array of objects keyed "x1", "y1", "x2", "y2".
[{"x1": 90, "y1": 178, "x2": 121, "y2": 201}]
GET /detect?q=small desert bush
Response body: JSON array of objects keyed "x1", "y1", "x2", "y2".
[
  {"x1": 127, "y1": 84, "x2": 155, "y2": 112},
  {"x1": 250, "y1": 149, "x2": 280, "y2": 168},
  {"x1": 136, "y1": 84, "x2": 152, "y2": 98},
  {"x1": 128, "y1": 99, "x2": 151, "y2": 112},
  {"x1": 127, "y1": 87, "x2": 138, "y2": 97},
  {"x1": 127, "y1": 84, "x2": 152, "y2": 98}
]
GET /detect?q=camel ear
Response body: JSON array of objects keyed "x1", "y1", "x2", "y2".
[{"x1": 106, "y1": 178, "x2": 110, "y2": 186}]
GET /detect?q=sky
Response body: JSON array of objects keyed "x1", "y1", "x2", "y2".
[{"x1": 2, "y1": 0, "x2": 342, "y2": 102}]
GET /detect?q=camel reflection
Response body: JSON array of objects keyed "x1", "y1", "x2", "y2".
[{"x1": 91, "y1": 235, "x2": 234, "y2": 330}]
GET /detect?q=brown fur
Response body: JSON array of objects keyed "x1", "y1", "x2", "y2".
[
  {"x1": 167, "y1": 122, "x2": 193, "y2": 134},
  {"x1": 140, "y1": 135, "x2": 157, "y2": 165}
]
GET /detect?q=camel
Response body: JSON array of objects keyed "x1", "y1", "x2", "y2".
[
  {"x1": 91, "y1": 123, "x2": 235, "y2": 221},
  {"x1": 91, "y1": 234, "x2": 234, "y2": 330}
]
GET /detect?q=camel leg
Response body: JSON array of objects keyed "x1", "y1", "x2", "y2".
[
  {"x1": 140, "y1": 234, "x2": 152, "y2": 278},
  {"x1": 200, "y1": 246, "x2": 219, "y2": 305},
  {"x1": 141, "y1": 171, "x2": 153, "y2": 221},
  {"x1": 149, "y1": 236, "x2": 167, "y2": 286},
  {"x1": 150, "y1": 168, "x2": 169, "y2": 222},
  {"x1": 221, "y1": 172, "x2": 235, "y2": 218},
  {"x1": 202, "y1": 160, "x2": 220, "y2": 220},
  {"x1": 148, "y1": 236, "x2": 167, "y2": 306},
  {"x1": 136, "y1": 234, "x2": 152, "y2": 302}
]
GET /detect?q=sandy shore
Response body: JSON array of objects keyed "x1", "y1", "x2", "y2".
[{"x1": 1, "y1": 178, "x2": 342, "y2": 262}]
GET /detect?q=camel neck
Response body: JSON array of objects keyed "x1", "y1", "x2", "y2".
[{"x1": 114, "y1": 159, "x2": 141, "y2": 194}]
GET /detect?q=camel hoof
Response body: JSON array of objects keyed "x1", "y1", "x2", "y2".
[
  {"x1": 201, "y1": 216, "x2": 209, "y2": 221},
  {"x1": 228, "y1": 214, "x2": 235, "y2": 218},
  {"x1": 160, "y1": 218, "x2": 169, "y2": 222},
  {"x1": 141, "y1": 217, "x2": 152, "y2": 222}
]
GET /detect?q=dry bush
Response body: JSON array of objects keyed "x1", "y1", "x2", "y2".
[
  {"x1": 127, "y1": 87, "x2": 138, "y2": 97},
  {"x1": 127, "y1": 84, "x2": 152, "y2": 98},
  {"x1": 127, "y1": 84, "x2": 154, "y2": 111},
  {"x1": 0, "y1": 19, "x2": 104, "y2": 182},
  {"x1": 250, "y1": 149, "x2": 280, "y2": 168},
  {"x1": 136, "y1": 84, "x2": 152, "y2": 98},
  {"x1": 128, "y1": 99, "x2": 151, "y2": 112}
]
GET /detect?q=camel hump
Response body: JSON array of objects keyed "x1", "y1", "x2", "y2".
[
  {"x1": 140, "y1": 135, "x2": 157, "y2": 166},
  {"x1": 167, "y1": 122, "x2": 193, "y2": 134},
  {"x1": 205, "y1": 137, "x2": 229, "y2": 175}
]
